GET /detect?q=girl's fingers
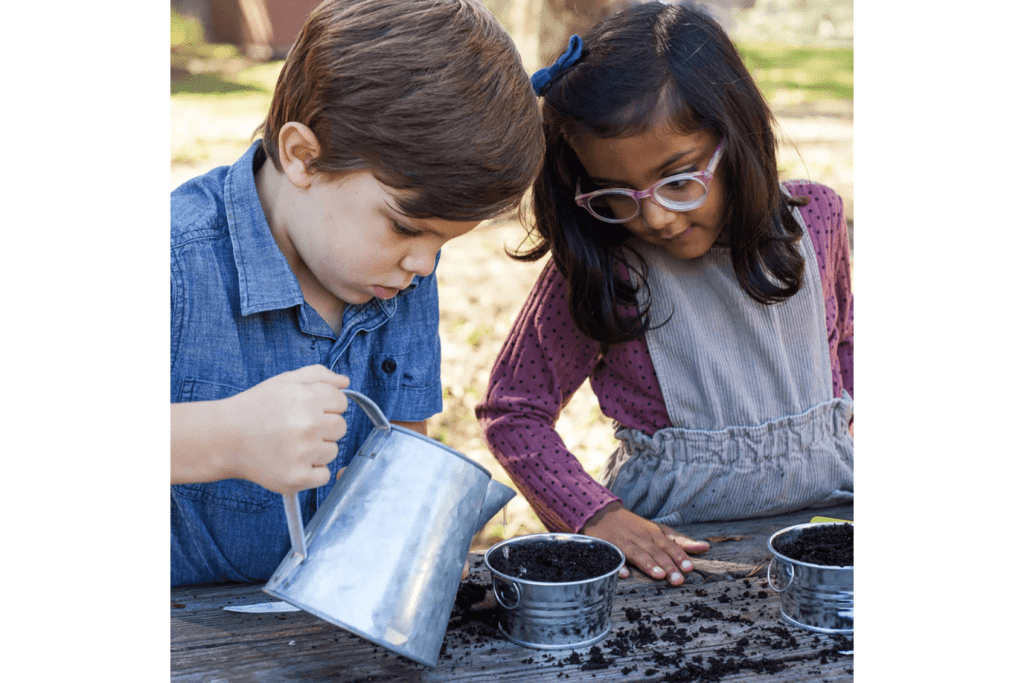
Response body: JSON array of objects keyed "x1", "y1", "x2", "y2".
[
  {"x1": 671, "y1": 536, "x2": 710, "y2": 555},
  {"x1": 627, "y1": 544, "x2": 683, "y2": 584},
  {"x1": 659, "y1": 524, "x2": 711, "y2": 555},
  {"x1": 629, "y1": 531, "x2": 710, "y2": 585}
]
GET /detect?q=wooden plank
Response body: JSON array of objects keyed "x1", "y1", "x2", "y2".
[
  {"x1": 669, "y1": 504, "x2": 853, "y2": 572},
  {"x1": 172, "y1": 548, "x2": 853, "y2": 682}
]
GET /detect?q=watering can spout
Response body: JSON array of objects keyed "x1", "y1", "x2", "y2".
[{"x1": 477, "y1": 479, "x2": 516, "y2": 533}]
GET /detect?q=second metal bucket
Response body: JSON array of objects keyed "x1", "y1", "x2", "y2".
[
  {"x1": 767, "y1": 522, "x2": 853, "y2": 635},
  {"x1": 484, "y1": 533, "x2": 625, "y2": 650}
]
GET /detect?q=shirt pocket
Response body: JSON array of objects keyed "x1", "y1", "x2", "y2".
[
  {"x1": 173, "y1": 377, "x2": 279, "y2": 512},
  {"x1": 367, "y1": 350, "x2": 435, "y2": 390}
]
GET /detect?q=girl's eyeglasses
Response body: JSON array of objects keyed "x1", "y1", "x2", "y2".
[{"x1": 574, "y1": 139, "x2": 726, "y2": 223}]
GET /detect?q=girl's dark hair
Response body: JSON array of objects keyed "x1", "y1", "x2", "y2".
[{"x1": 516, "y1": 1, "x2": 805, "y2": 344}]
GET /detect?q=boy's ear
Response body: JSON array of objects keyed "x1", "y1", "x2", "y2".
[{"x1": 278, "y1": 122, "x2": 321, "y2": 189}]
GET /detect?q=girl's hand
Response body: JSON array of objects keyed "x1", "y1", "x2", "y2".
[
  {"x1": 582, "y1": 502, "x2": 710, "y2": 586},
  {"x1": 218, "y1": 365, "x2": 350, "y2": 494}
]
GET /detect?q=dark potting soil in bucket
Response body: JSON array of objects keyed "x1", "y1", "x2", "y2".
[
  {"x1": 771, "y1": 522, "x2": 853, "y2": 567},
  {"x1": 768, "y1": 522, "x2": 853, "y2": 635},
  {"x1": 484, "y1": 534, "x2": 625, "y2": 650},
  {"x1": 488, "y1": 537, "x2": 622, "y2": 582}
]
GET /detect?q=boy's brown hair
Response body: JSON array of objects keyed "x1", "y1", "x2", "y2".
[{"x1": 260, "y1": 0, "x2": 544, "y2": 221}]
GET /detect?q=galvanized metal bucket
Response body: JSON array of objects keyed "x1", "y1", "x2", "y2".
[
  {"x1": 484, "y1": 533, "x2": 625, "y2": 650},
  {"x1": 767, "y1": 522, "x2": 853, "y2": 635}
]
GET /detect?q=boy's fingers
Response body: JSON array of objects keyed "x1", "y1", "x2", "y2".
[
  {"x1": 319, "y1": 413, "x2": 347, "y2": 443},
  {"x1": 310, "y1": 441, "x2": 341, "y2": 466},
  {"x1": 309, "y1": 465, "x2": 332, "y2": 489},
  {"x1": 308, "y1": 382, "x2": 349, "y2": 414},
  {"x1": 292, "y1": 364, "x2": 350, "y2": 388},
  {"x1": 281, "y1": 464, "x2": 332, "y2": 495}
]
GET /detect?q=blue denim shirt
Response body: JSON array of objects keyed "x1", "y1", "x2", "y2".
[{"x1": 171, "y1": 142, "x2": 443, "y2": 586}]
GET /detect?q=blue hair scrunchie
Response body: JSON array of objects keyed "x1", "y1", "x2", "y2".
[{"x1": 530, "y1": 35, "x2": 584, "y2": 96}]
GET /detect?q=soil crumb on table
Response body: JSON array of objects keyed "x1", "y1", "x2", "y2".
[
  {"x1": 773, "y1": 523, "x2": 853, "y2": 566},
  {"x1": 489, "y1": 539, "x2": 621, "y2": 582}
]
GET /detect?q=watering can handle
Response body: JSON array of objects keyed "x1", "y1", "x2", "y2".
[
  {"x1": 283, "y1": 492, "x2": 307, "y2": 561},
  {"x1": 341, "y1": 389, "x2": 391, "y2": 430},
  {"x1": 280, "y1": 390, "x2": 390, "y2": 562}
]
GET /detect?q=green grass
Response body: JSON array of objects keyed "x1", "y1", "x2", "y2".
[
  {"x1": 170, "y1": 8, "x2": 204, "y2": 47},
  {"x1": 737, "y1": 43, "x2": 853, "y2": 102},
  {"x1": 171, "y1": 60, "x2": 281, "y2": 96}
]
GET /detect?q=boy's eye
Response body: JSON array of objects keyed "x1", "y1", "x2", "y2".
[{"x1": 391, "y1": 219, "x2": 421, "y2": 237}]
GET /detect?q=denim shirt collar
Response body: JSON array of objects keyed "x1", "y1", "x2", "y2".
[{"x1": 222, "y1": 142, "x2": 305, "y2": 316}]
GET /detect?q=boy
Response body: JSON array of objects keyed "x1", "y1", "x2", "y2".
[{"x1": 171, "y1": 0, "x2": 543, "y2": 586}]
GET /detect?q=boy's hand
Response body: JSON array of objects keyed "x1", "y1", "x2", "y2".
[
  {"x1": 220, "y1": 365, "x2": 350, "y2": 494},
  {"x1": 581, "y1": 502, "x2": 710, "y2": 586}
]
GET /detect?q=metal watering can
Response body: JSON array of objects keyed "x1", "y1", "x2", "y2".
[{"x1": 264, "y1": 389, "x2": 516, "y2": 667}]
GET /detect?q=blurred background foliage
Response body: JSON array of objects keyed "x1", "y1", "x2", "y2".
[{"x1": 171, "y1": 1, "x2": 852, "y2": 181}]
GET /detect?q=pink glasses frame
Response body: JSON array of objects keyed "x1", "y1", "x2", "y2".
[{"x1": 574, "y1": 139, "x2": 726, "y2": 223}]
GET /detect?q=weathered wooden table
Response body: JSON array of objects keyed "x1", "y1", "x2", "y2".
[{"x1": 171, "y1": 504, "x2": 853, "y2": 682}]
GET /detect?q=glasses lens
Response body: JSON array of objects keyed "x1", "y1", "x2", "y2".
[
  {"x1": 587, "y1": 193, "x2": 638, "y2": 221},
  {"x1": 654, "y1": 178, "x2": 707, "y2": 209}
]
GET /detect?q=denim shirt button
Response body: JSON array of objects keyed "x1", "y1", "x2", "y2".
[{"x1": 381, "y1": 358, "x2": 398, "y2": 373}]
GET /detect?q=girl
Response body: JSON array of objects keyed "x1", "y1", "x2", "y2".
[{"x1": 477, "y1": 1, "x2": 853, "y2": 586}]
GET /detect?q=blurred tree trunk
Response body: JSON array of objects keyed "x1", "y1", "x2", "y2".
[{"x1": 207, "y1": 0, "x2": 273, "y2": 59}]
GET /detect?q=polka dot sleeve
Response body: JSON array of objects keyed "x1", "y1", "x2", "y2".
[
  {"x1": 788, "y1": 180, "x2": 854, "y2": 400},
  {"x1": 476, "y1": 260, "x2": 651, "y2": 532}
]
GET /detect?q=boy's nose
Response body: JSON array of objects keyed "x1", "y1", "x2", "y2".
[{"x1": 401, "y1": 248, "x2": 438, "y2": 277}]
